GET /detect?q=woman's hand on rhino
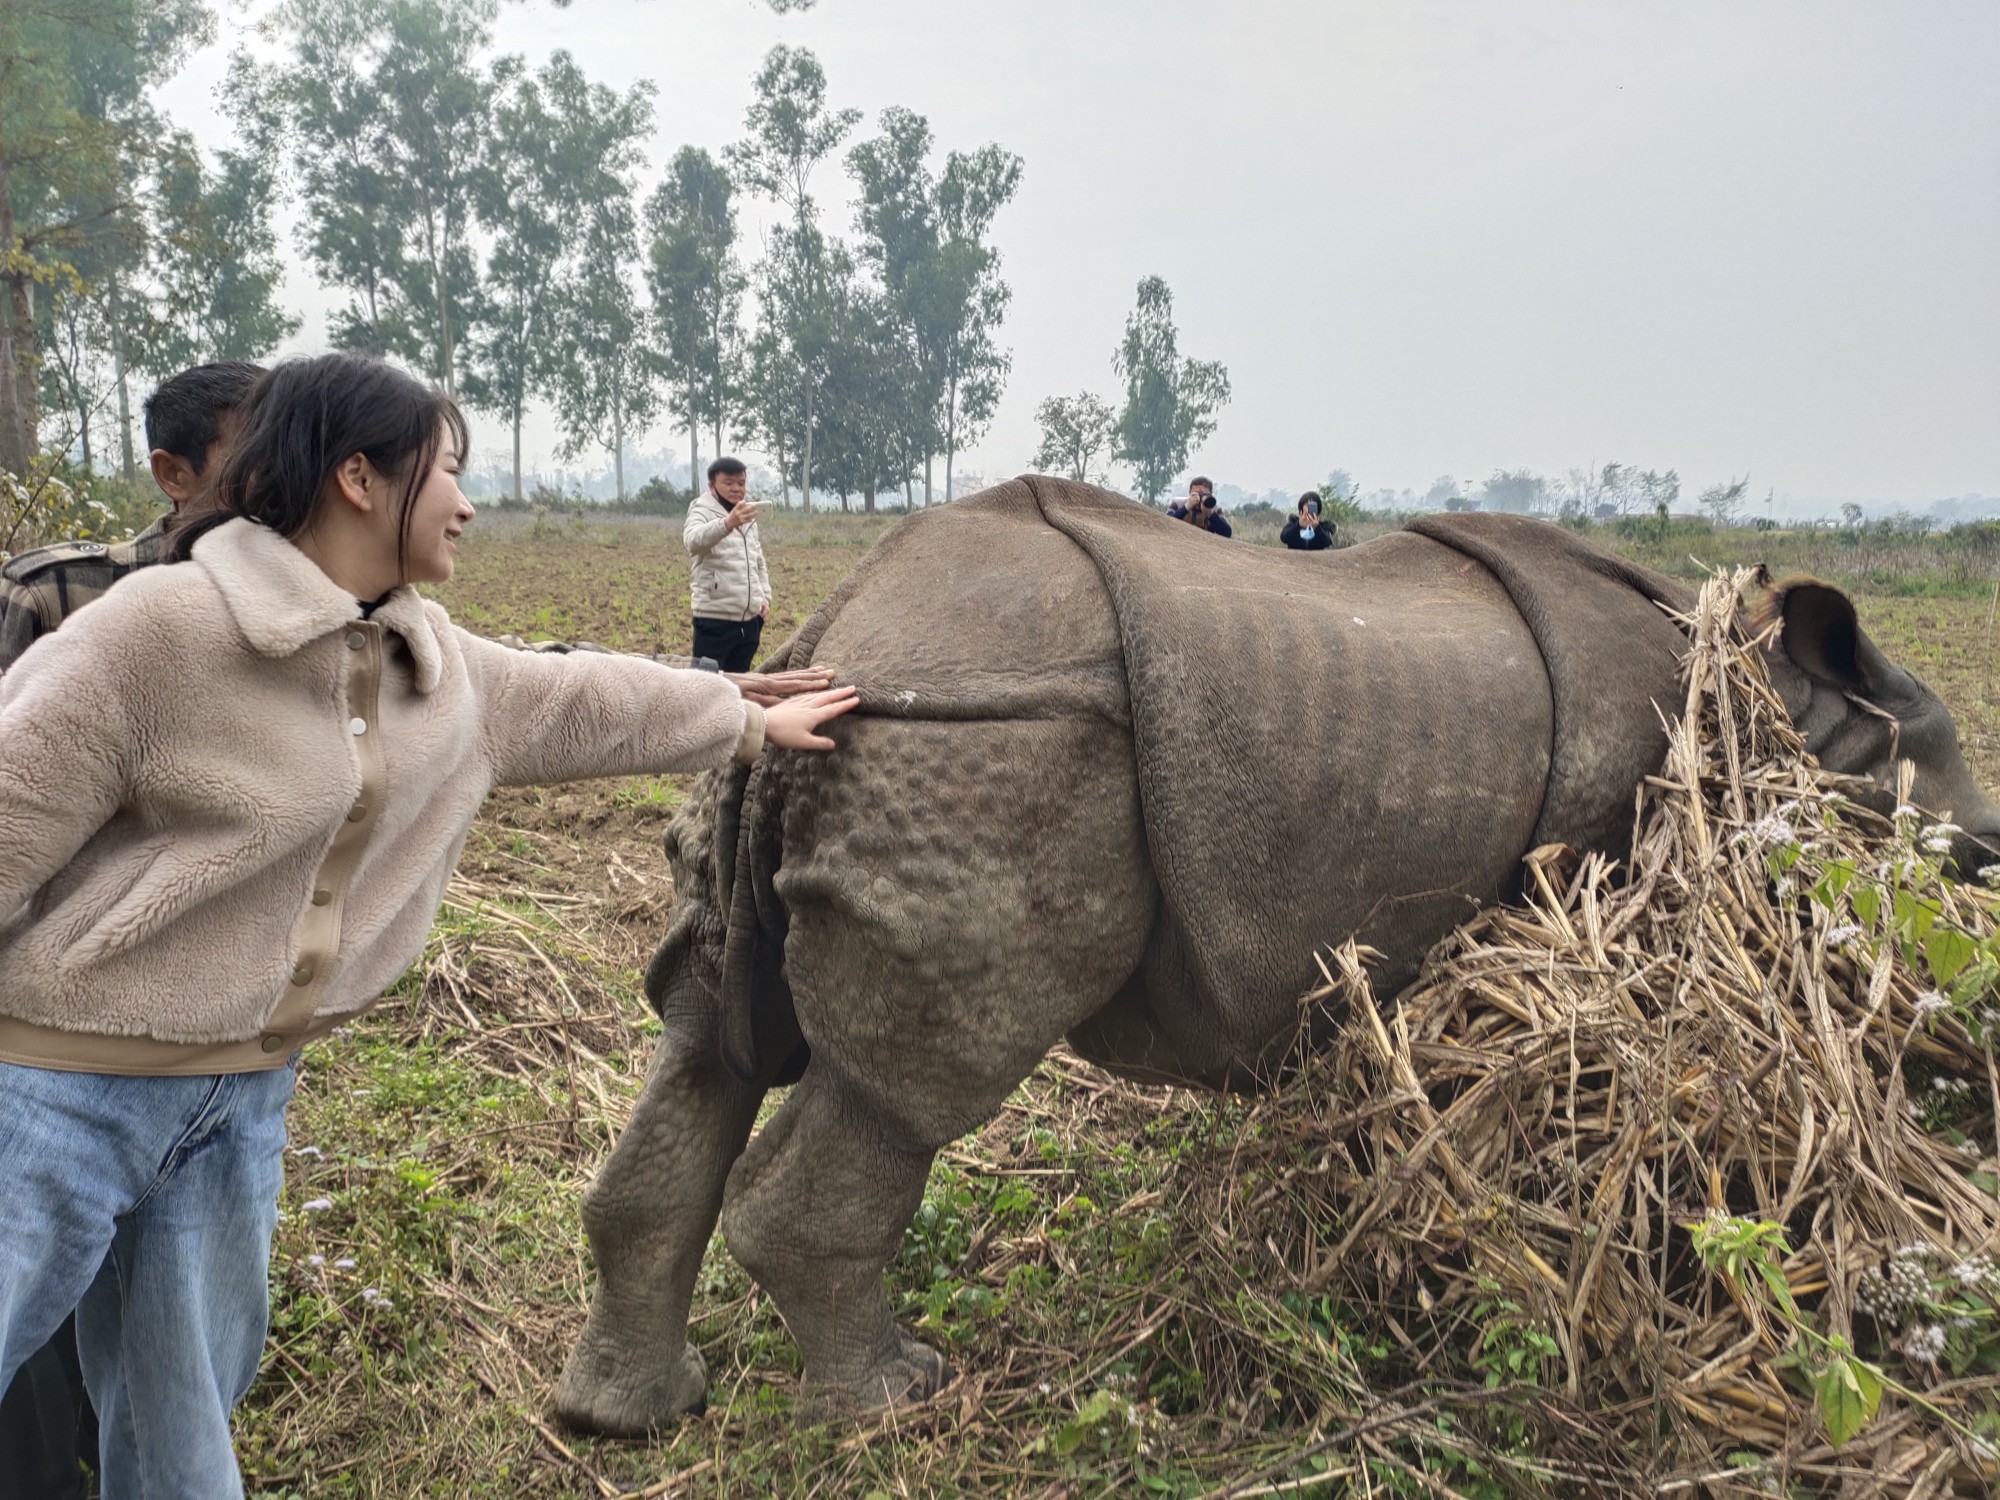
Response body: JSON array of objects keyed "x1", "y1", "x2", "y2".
[
  {"x1": 728, "y1": 666, "x2": 836, "y2": 707},
  {"x1": 763, "y1": 685, "x2": 859, "y2": 751}
]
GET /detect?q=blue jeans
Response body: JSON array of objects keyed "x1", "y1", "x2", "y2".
[{"x1": 0, "y1": 1061, "x2": 296, "y2": 1499}]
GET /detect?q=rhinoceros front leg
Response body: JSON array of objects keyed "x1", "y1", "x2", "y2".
[
  {"x1": 719, "y1": 1067, "x2": 947, "y2": 1410},
  {"x1": 554, "y1": 1028, "x2": 764, "y2": 1435}
]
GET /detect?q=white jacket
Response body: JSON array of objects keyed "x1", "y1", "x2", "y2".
[{"x1": 683, "y1": 491, "x2": 771, "y2": 621}]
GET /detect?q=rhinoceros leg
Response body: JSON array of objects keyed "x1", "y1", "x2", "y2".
[
  {"x1": 552, "y1": 1022, "x2": 765, "y2": 1435},
  {"x1": 719, "y1": 1066, "x2": 946, "y2": 1409},
  {"x1": 717, "y1": 713, "x2": 1153, "y2": 1410}
]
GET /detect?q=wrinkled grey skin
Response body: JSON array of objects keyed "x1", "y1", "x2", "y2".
[{"x1": 553, "y1": 479, "x2": 2000, "y2": 1432}]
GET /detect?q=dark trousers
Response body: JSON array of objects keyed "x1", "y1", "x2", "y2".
[
  {"x1": 0, "y1": 1314, "x2": 95, "y2": 1499},
  {"x1": 692, "y1": 615, "x2": 763, "y2": 674}
]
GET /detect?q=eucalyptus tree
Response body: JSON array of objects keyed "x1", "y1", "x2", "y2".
[
  {"x1": 816, "y1": 284, "x2": 916, "y2": 513},
  {"x1": 233, "y1": 0, "x2": 495, "y2": 394},
  {"x1": 467, "y1": 52, "x2": 641, "y2": 501},
  {"x1": 848, "y1": 107, "x2": 1021, "y2": 505},
  {"x1": 146, "y1": 133, "x2": 297, "y2": 368},
  {"x1": 645, "y1": 146, "x2": 745, "y2": 492},
  {"x1": 1112, "y1": 275, "x2": 1230, "y2": 506},
  {"x1": 1031, "y1": 392, "x2": 1116, "y2": 484},
  {"x1": 726, "y1": 45, "x2": 857, "y2": 504},
  {"x1": 0, "y1": 0, "x2": 210, "y2": 474},
  {"x1": 738, "y1": 321, "x2": 805, "y2": 508},
  {"x1": 548, "y1": 97, "x2": 661, "y2": 505}
]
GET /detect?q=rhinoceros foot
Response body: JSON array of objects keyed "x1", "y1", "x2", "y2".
[
  {"x1": 806, "y1": 1331, "x2": 951, "y2": 1415},
  {"x1": 552, "y1": 1333, "x2": 707, "y2": 1436}
]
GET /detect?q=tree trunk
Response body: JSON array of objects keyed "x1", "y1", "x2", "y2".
[
  {"x1": 511, "y1": 402, "x2": 524, "y2": 503},
  {"x1": 863, "y1": 475, "x2": 875, "y2": 515},
  {"x1": 943, "y1": 374, "x2": 957, "y2": 505},
  {"x1": 109, "y1": 279, "x2": 135, "y2": 482},
  {"x1": 612, "y1": 395, "x2": 626, "y2": 504},
  {"x1": 799, "y1": 383, "x2": 814, "y2": 515},
  {"x1": 923, "y1": 452, "x2": 933, "y2": 508},
  {"x1": 0, "y1": 151, "x2": 40, "y2": 478},
  {"x1": 688, "y1": 396, "x2": 700, "y2": 501}
]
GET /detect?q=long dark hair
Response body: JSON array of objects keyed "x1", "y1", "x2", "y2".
[{"x1": 172, "y1": 354, "x2": 468, "y2": 576}]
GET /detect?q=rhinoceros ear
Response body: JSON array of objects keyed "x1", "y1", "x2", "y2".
[
  {"x1": 1779, "y1": 581, "x2": 1866, "y2": 688},
  {"x1": 1739, "y1": 565, "x2": 1781, "y2": 636}
]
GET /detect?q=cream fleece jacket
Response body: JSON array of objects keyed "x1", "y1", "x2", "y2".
[
  {"x1": 0, "y1": 518, "x2": 764, "y2": 1075},
  {"x1": 683, "y1": 490, "x2": 771, "y2": 621}
]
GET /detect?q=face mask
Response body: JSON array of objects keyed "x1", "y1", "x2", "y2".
[{"x1": 1299, "y1": 526, "x2": 1315, "y2": 539}]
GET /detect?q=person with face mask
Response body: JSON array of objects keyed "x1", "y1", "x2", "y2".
[{"x1": 1280, "y1": 492, "x2": 1335, "y2": 551}]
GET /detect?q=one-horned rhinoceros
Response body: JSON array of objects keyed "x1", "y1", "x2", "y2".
[{"x1": 554, "y1": 476, "x2": 2000, "y2": 1430}]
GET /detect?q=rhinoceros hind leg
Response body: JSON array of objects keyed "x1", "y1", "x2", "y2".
[
  {"x1": 720, "y1": 1068, "x2": 948, "y2": 1412},
  {"x1": 553, "y1": 1030, "x2": 765, "y2": 1435}
]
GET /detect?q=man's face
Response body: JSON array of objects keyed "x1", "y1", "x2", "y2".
[
  {"x1": 1189, "y1": 483, "x2": 1213, "y2": 505},
  {"x1": 714, "y1": 470, "x2": 748, "y2": 505}
]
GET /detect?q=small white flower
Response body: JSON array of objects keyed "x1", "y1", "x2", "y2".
[
  {"x1": 1739, "y1": 812, "x2": 1798, "y2": 850},
  {"x1": 1914, "y1": 989, "x2": 1951, "y2": 1016},
  {"x1": 1980, "y1": 865, "x2": 2000, "y2": 883},
  {"x1": 1953, "y1": 1260, "x2": 1991, "y2": 1286},
  {"x1": 1895, "y1": 804, "x2": 1921, "y2": 822},
  {"x1": 301, "y1": 1197, "x2": 333, "y2": 1212},
  {"x1": 1824, "y1": 924, "x2": 1863, "y2": 946},
  {"x1": 305, "y1": 1254, "x2": 325, "y2": 1268},
  {"x1": 1902, "y1": 1323, "x2": 1947, "y2": 1364},
  {"x1": 362, "y1": 1286, "x2": 381, "y2": 1301},
  {"x1": 332, "y1": 1026, "x2": 354, "y2": 1040},
  {"x1": 291, "y1": 1146, "x2": 323, "y2": 1159},
  {"x1": 333, "y1": 1258, "x2": 356, "y2": 1270}
]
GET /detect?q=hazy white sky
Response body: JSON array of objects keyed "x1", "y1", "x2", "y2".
[{"x1": 157, "y1": 0, "x2": 2000, "y2": 504}]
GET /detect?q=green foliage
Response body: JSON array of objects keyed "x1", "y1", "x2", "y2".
[
  {"x1": 1112, "y1": 276, "x2": 1230, "y2": 505},
  {"x1": 846, "y1": 103, "x2": 1022, "y2": 504},
  {"x1": 538, "y1": 72, "x2": 658, "y2": 503},
  {"x1": 231, "y1": 0, "x2": 497, "y2": 391},
  {"x1": 1466, "y1": 1279, "x2": 1562, "y2": 1389},
  {"x1": 1690, "y1": 1215, "x2": 1887, "y2": 1449},
  {"x1": 465, "y1": 52, "x2": 641, "y2": 501},
  {"x1": 145, "y1": 131, "x2": 298, "y2": 371},
  {"x1": 645, "y1": 146, "x2": 746, "y2": 485},
  {"x1": 1, "y1": 456, "x2": 156, "y2": 553},
  {"x1": 1032, "y1": 392, "x2": 1117, "y2": 483},
  {"x1": 1, "y1": 0, "x2": 213, "y2": 471}
]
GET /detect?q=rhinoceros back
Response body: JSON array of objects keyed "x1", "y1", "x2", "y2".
[{"x1": 724, "y1": 478, "x2": 1692, "y2": 1087}]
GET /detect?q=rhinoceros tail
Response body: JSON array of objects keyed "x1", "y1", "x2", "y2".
[{"x1": 717, "y1": 754, "x2": 798, "y2": 1083}]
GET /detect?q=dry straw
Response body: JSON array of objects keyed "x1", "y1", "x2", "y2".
[{"x1": 1183, "y1": 571, "x2": 2000, "y2": 1497}]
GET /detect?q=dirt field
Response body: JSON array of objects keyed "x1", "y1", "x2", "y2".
[{"x1": 236, "y1": 510, "x2": 2000, "y2": 1497}]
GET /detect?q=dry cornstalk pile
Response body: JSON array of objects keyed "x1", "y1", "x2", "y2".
[{"x1": 1192, "y1": 573, "x2": 2000, "y2": 1496}]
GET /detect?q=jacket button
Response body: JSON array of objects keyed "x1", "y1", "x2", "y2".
[
  {"x1": 311, "y1": 888, "x2": 332, "y2": 907},
  {"x1": 261, "y1": 1034, "x2": 287, "y2": 1053},
  {"x1": 346, "y1": 631, "x2": 366, "y2": 650},
  {"x1": 292, "y1": 960, "x2": 315, "y2": 985},
  {"x1": 347, "y1": 804, "x2": 366, "y2": 822},
  {"x1": 349, "y1": 717, "x2": 367, "y2": 735}
]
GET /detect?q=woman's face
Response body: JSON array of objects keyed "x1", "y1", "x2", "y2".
[{"x1": 403, "y1": 435, "x2": 475, "y2": 584}]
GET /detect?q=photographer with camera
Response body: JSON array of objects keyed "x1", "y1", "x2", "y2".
[
  {"x1": 1280, "y1": 492, "x2": 1334, "y2": 551},
  {"x1": 1182, "y1": 493, "x2": 1233, "y2": 537},
  {"x1": 1166, "y1": 475, "x2": 1211, "y2": 521}
]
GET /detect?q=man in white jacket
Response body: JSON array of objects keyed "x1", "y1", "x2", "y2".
[{"x1": 682, "y1": 456, "x2": 771, "y2": 672}]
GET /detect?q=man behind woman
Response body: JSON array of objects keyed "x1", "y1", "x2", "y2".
[{"x1": 0, "y1": 353, "x2": 857, "y2": 1496}]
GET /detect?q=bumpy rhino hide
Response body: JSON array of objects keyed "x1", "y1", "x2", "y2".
[{"x1": 729, "y1": 478, "x2": 1693, "y2": 1080}]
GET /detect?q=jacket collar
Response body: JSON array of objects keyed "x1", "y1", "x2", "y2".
[{"x1": 193, "y1": 518, "x2": 444, "y2": 692}]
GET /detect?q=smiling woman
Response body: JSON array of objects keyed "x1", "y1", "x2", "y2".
[{"x1": 0, "y1": 352, "x2": 858, "y2": 1493}]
